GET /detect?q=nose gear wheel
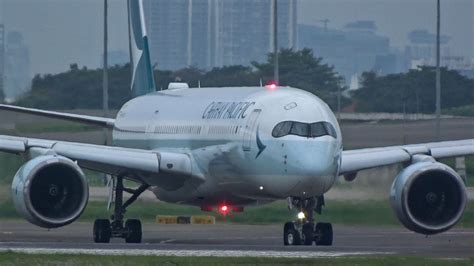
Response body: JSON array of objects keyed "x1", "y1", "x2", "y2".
[{"x1": 283, "y1": 196, "x2": 333, "y2": 246}]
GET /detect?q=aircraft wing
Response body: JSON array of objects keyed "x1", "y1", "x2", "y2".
[
  {"x1": 0, "y1": 135, "x2": 158, "y2": 176},
  {"x1": 340, "y1": 139, "x2": 474, "y2": 175},
  {"x1": 0, "y1": 135, "x2": 200, "y2": 186},
  {"x1": 0, "y1": 104, "x2": 115, "y2": 128}
]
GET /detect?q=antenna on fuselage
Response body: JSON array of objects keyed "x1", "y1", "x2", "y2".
[
  {"x1": 198, "y1": 80, "x2": 201, "y2": 88},
  {"x1": 259, "y1": 79, "x2": 263, "y2": 87}
]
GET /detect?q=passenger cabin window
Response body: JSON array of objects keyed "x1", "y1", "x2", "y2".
[{"x1": 272, "y1": 121, "x2": 337, "y2": 138}]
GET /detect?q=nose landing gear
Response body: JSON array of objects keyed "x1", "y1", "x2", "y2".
[{"x1": 283, "y1": 196, "x2": 333, "y2": 246}]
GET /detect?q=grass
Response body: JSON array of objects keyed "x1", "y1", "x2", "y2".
[
  {"x1": 0, "y1": 153, "x2": 23, "y2": 186},
  {"x1": 439, "y1": 156, "x2": 474, "y2": 186},
  {"x1": 0, "y1": 253, "x2": 472, "y2": 266},
  {"x1": 1, "y1": 199, "x2": 474, "y2": 228},
  {"x1": 466, "y1": 156, "x2": 474, "y2": 187},
  {"x1": 444, "y1": 105, "x2": 474, "y2": 117}
]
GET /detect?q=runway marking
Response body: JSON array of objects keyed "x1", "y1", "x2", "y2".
[
  {"x1": 159, "y1": 239, "x2": 175, "y2": 244},
  {"x1": 0, "y1": 248, "x2": 393, "y2": 258},
  {"x1": 444, "y1": 231, "x2": 474, "y2": 235}
]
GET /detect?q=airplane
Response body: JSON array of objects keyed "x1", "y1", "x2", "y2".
[{"x1": 0, "y1": 0, "x2": 473, "y2": 246}]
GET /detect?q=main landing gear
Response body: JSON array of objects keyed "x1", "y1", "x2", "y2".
[
  {"x1": 93, "y1": 176, "x2": 150, "y2": 243},
  {"x1": 283, "y1": 196, "x2": 333, "y2": 246}
]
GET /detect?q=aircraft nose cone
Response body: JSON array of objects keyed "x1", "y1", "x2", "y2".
[
  {"x1": 287, "y1": 139, "x2": 338, "y2": 175},
  {"x1": 283, "y1": 139, "x2": 339, "y2": 196}
]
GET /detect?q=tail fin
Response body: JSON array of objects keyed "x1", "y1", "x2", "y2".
[{"x1": 128, "y1": 0, "x2": 156, "y2": 97}]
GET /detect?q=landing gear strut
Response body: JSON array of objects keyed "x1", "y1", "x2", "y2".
[
  {"x1": 93, "y1": 176, "x2": 150, "y2": 243},
  {"x1": 283, "y1": 196, "x2": 333, "y2": 246}
]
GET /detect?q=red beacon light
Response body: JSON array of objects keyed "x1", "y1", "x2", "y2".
[
  {"x1": 265, "y1": 82, "x2": 278, "y2": 91},
  {"x1": 218, "y1": 204, "x2": 230, "y2": 216}
]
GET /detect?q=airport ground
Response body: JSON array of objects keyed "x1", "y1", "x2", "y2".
[
  {"x1": 0, "y1": 112, "x2": 473, "y2": 262},
  {"x1": 0, "y1": 221, "x2": 473, "y2": 263},
  {"x1": 1, "y1": 193, "x2": 474, "y2": 261}
]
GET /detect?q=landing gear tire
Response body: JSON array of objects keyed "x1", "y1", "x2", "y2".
[
  {"x1": 302, "y1": 222, "x2": 314, "y2": 246},
  {"x1": 92, "y1": 176, "x2": 150, "y2": 244},
  {"x1": 283, "y1": 222, "x2": 301, "y2": 246},
  {"x1": 125, "y1": 219, "x2": 142, "y2": 243},
  {"x1": 315, "y1": 222, "x2": 333, "y2": 246},
  {"x1": 93, "y1": 219, "x2": 111, "y2": 243}
]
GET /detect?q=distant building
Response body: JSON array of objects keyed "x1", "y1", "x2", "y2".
[
  {"x1": 143, "y1": 0, "x2": 191, "y2": 70},
  {"x1": 404, "y1": 29, "x2": 474, "y2": 77},
  {"x1": 215, "y1": 0, "x2": 297, "y2": 67},
  {"x1": 0, "y1": 25, "x2": 4, "y2": 99},
  {"x1": 5, "y1": 31, "x2": 31, "y2": 101},
  {"x1": 143, "y1": 0, "x2": 297, "y2": 70},
  {"x1": 298, "y1": 21, "x2": 401, "y2": 83},
  {"x1": 406, "y1": 29, "x2": 450, "y2": 62}
]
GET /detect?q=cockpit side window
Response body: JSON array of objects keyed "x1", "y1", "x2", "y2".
[
  {"x1": 323, "y1": 122, "x2": 337, "y2": 138},
  {"x1": 272, "y1": 121, "x2": 292, "y2": 137},
  {"x1": 272, "y1": 121, "x2": 337, "y2": 139}
]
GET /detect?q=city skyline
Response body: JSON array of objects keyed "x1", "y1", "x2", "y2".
[
  {"x1": 144, "y1": 0, "x2": 297, "y2": 70},
  {"x1": 0, "y1": 0, "x2": 472, "y2": 76}
]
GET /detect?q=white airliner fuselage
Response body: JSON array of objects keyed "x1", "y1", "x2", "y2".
[{"x1": 113, "y1": 86, "x2": 342, "y2": 207}]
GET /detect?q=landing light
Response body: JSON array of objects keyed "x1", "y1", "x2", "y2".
[{"x1": 297, "y1": 212, "x2": 305, "y2": 220}]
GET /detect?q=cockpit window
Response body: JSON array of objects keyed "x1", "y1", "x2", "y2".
[
  {"x1": 290, "y1": 122, "x2": 310, "y2": 137},
  {"x1": 272, "y1": 121, "x2": 337, "y2": 138},
  {"x1": 272, "y1": 121, "x2": 292, "y2": 137},
  {"x1": 310, "y1": 123, "x2": 327, "y2": 137}
]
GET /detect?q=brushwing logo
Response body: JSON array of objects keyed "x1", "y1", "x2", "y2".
[{"x1": 256, "y1": 126, "x2": 266, "y2": 158}]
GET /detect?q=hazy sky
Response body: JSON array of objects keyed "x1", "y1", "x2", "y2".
[{"x1": 1, "y1": 0, "x2": 473, "y2": 76}]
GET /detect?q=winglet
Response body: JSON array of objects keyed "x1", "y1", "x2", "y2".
[{"x1": 128, "y1": 0, "x2": 156, "y2": 97}]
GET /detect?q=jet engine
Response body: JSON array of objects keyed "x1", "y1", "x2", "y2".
[
  {"x1": 390, "y1": 160, "x2": 466, "y2": 235},
  {"x1": 11, "y1": 155, "x2": 89, "y2": 228}
]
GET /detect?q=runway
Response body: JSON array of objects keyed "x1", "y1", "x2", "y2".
[{"x1": 0, "y1": 221, "x2": 473, "y2": 258}]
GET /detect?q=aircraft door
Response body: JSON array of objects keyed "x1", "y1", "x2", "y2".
[
  {"x1": 146, "y1": 108, "x2": 160, "y2": 148},
  {"x1": 242, "y1": 109, "x2": 261, "y2": 151}
]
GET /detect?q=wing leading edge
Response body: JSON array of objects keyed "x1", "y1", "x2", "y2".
[
  {"x1": 0, "y1": 135, "x2": 203, "y2": 187},
  {"x1": 0, "y1": 135, "x2": 157, "y2": 176},
  {"x1": 0, "y1": 104, "x2": 115, "y2": 128},
  {"x1": 340, "y1": 139, "x2": 474, "y2": 175}
]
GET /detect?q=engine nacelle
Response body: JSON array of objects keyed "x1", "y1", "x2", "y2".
[
  {"x1": 390, "y1": 161, "x2": 466, "y2": 235},
  {"x1": 11, "y1": 155, "x2": 89, "y2": 228}
]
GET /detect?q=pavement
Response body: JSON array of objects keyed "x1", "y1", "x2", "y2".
[{"x1": 0, "y1": 221, "x2": 473, "y2": 258}]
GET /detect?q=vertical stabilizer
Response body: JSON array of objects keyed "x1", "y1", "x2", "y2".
[{"x1": 128, "y1": 0, "x2": 156, "y2": 97}]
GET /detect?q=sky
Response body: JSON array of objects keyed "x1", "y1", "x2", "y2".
[{"x1": 0, "y1": 0, "x2": 473, "y2": 76}]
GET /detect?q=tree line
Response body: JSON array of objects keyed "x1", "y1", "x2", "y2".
[
  {"x1": 0, "y1": 85, "x2": 4, "y2": 103},
  {"x1": 353, "y1": 67, "x2": 474, "y2": 114},
  {"x1": 10, "y1": 48, "x2": 474, "y2": 114}
]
